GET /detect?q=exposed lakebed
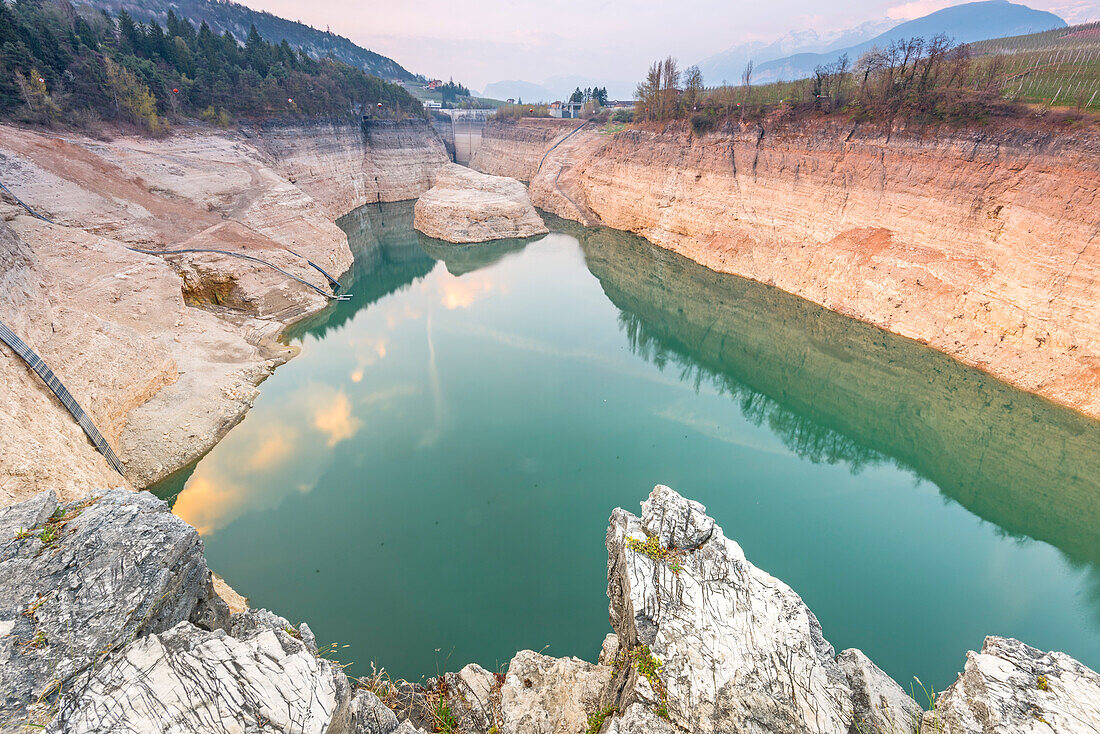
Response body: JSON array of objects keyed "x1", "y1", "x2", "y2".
[{"x1": 154, "y1": 201, "x2": 1100, "y2": 689}]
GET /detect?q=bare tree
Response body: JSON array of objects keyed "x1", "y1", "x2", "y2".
[
  {"x1": 684, "y1": 65, "x2": 704, "y2": 112},
  {"x1": 635, "y1": 60, "x2": 662, "y2": 120},
  {"x1": 660, "y1": 56, "x2": 681, "y2": 119},
  {"x1": 740, "y1": 59, "x2": 753, "y2": 121}
]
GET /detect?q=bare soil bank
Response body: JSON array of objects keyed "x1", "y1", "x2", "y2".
[
  {"x1": 0, "y1": 119, "x2": 448, "y2": 508},
  {"x1": 472, "y1": 117, "x2": 1100, "y2": 418}
]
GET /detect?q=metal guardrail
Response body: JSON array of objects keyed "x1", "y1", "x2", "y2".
[{"x1": 0, "y1": 320, "x2": 126, "y2": 476}]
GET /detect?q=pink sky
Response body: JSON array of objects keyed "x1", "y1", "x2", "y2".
[{"x1": 242, "y1": 0, "x2": 1097, "y2": 91}]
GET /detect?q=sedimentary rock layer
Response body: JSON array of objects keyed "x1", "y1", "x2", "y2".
[
  {"x1": 472, "y1": 118, "x2": 1100, "y2": 419},
  {"x1": 0, "y1": 120, "x2": 448, "y2": 504}
]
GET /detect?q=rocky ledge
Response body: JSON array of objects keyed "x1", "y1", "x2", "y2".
[
  {"x1": 413, "y1": 163, "x2": 548, "y2": 243},
  {"x1": 1, "y1": 486, "x2": 1097, "y2": 733}
]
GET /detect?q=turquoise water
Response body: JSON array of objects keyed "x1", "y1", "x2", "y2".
[{"x1": 155, "y1": 201, "x2": 1100, "y2": 690}]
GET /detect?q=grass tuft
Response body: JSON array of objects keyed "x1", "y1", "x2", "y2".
[{"x1": 586, "y1": 705, "x2": 618, "y2": 734}]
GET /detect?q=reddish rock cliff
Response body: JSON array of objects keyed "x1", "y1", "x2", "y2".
[{"x1": 474, "y1": 118, "x2": 1100, "y2": 418}]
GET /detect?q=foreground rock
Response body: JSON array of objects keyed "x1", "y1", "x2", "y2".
[
  {"x1": 501, "y1": 651, "x2": 613, "y2": 734},
  {"x1": 0, "y1": 489, "x2": 427, "y2": 734},
  {"x1": 414, "y1": 163, "x2": 548, "y2": 243},
  {"x1": 0, "y1": 490, "x2": 227, "y2": 728},
  {"x1": 601, "y1": 485, "x2": 908, "y2": 733},
  {"x1": 839, "y1": 648, "x2": 923, "y2": 734},
  {"x1": 4, "y1": 486, "x2": 1098, "y2": 733},
  {"x1": 924, "y1": 636, "x2": 1100, "y2": 733},
  {"x1": 53, "y1": 619, "x2": 346, "y2": 733}
]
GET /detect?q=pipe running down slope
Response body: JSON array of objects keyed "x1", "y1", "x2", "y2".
[
  {"x1": 0, "y1": 320, "x2": 126, "y2": 475},
  {"x1": 0, "y1": 178, "x2": 353, "y2": 478}
]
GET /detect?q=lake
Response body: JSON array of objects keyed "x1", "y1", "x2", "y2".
[{"x1": 154, "y1": 200, "x2": 1100, "y2": 691}]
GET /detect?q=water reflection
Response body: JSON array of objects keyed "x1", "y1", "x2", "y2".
[
  {"x1": 153, "y1": 202, "x2": 1100, "y2": 683},
  {"x1": 561, "y1": 215, "x2": 1100, "y2": 572},
  {"x1": 284, "y1": 201, "x2": 435, "y2": 341}
]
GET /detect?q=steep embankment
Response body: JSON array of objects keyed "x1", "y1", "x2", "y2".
[
  {"x1": 0, "y1": 119, "x2": 448, "y2": 506},
  {"x1": 471, "y1": 118, "x2": 1100, "y2": 419}
]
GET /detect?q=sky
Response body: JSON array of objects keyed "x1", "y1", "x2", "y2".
[{"x1": 241, "y1": 0, "x2": 1099, "y2": 93}]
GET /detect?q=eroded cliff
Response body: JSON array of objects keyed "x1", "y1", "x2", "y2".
[
  {"x1": 472, "y1": 118, "x2": 1100, "y2": 419},
  {"x1": 0, "y1": 119, "x2": 448, "y2": 505}
]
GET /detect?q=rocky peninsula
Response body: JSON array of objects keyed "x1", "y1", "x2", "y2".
[
  {"x1": 414, "y1": 163, "x2": 548, "y2": 243},
  {"x1": 2, "y1": 485, "x2": 1097, "y2": 733}
]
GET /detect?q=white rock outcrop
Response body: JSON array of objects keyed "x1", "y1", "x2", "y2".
[
  {"x1": 604, "y1": 485, "x2": 857, "y2": 733},
  {"x1": 924, "y1": 636, "x2": 1100, "y2": 734},
  {"x1": 501, "y1": 650, "x2": 613, "y2": 734},
  {"x1": 413, "y1": 164, "x2": 548, "y2": 243},
  {"x1": 51, "y1": 621, "x2": 346, "y2": 733},
  {"x1": 838, "y1": 648, "x2": 923, "y2": 734}
]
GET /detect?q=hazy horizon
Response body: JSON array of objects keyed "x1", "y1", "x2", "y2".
[{"x1": 238, "y1": 0, "x2": 1097, "y2": 93}]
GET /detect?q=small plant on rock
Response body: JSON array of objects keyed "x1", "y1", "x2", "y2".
[
  {"x1": 586, "y1": 705, "x2": 618, "y2": 734},
  {"x1": 19, "y1": 628, "x2": 47, "y2": 652},
  {"x1": 431, "y1": 697, "x2": 457, "y2": 733},
  {"x1": 629, "y1": 645, "x2": 671, "y2": 719},
  {"x1": 22, "y1": 594, "x2": 47, "y2": 619},
  {"x1": 625, "y1": 534, "x2": 685, "y2": 575}
]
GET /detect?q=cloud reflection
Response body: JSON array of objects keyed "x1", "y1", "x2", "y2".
[
  {"x1": 312, "y1": 389, "x2": 362, "y2": 447},
  {"x1": 438, "y1": 273, "x2": 498, "y2": 310}
]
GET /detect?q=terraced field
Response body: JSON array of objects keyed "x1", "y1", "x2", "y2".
[{"x1": 972, "y1": 21, "x2": 1100, "y2": 108}]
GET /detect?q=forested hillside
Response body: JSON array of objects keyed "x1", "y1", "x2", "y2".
[
  {"x1": 76, "y1": 0, "x2": 416, "y2": 81},
  {"x1": 0, "y1": 0, "x2": 423, "y2": 131}
]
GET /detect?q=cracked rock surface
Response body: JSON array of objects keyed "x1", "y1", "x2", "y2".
[
  {"x1": 50, "y1": 620, "x2": 345, "y2": 734},
  {"x1": 0, "y1": 489, "x2": 226, "y2": 729},
  {"x1": 604, "y1": 484, "x2": 856, "y2": 733},
  {"x1": 924, "y1": 636, "x2": 1100, "y2": 734}
]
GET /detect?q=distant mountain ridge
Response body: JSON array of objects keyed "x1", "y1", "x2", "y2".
[
  {"x1": 752, "y1": 1, "x2": 1066, "y2": 82},
  {"x1": 482, "y1": 79, "x2": 554, "y2": 102},
  {"x1": 698, "y1": 19, "x2": 898, "y2": 85},
  {"x1": 483, "y1": 76, "x2": 635, "y2": 103},
  {"x1": 76, "y1": 0, "x2": 417, "y2": 81}
]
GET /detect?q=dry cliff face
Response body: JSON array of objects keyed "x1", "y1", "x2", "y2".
[
  {"x1": 473, "y1": 119, "x2": 1100, "y2": 419},
  {"x1": 254, "y1": 118, "x2": 449, "y2": 211},
  {"x1": 0, "y1": 119, "x2": 448, "y2": 505},
  {"x1": 470, "y1": 118, "x2": 582, "y2": 182}
]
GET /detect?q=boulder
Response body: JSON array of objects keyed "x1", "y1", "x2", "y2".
[
  {"x1": 598, "y1": 633, "x2": 620, "y2": 666},
  {"x1": 413, "y1": 163, "x2": 548, "y2": 243},
  {"x1": 838, "y1": 648, "x2": 922, "y2": 734},
  {"x1": 348, "y1": 689, "x2": 401, "y2": 734},
  {"x1": 604, "y1": 484, "x2": 852, "y2": 733},
  {"x1": 923, "y1": 636, "x2": 1100, "y2": 734},
  {"x1": 0, "y1": 490, "x2": 227, "y2": 728},
  {"x1": 501, "y1": 650, "x2": 614, "y2": 734}
]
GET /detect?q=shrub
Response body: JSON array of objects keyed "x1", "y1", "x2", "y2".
[{"x1": 690, "y1": 113, "x2": 714, "y2": 135}]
